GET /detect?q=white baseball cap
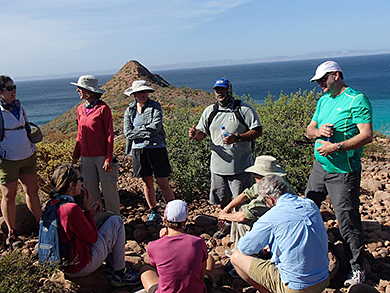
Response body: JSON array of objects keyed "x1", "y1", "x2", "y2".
[
  {"x1": 164, "y1": 200, "x2": 188, "y2": 222},
  {"x1": 310, "y1": 61, "x2": 343, "y2": 82}
]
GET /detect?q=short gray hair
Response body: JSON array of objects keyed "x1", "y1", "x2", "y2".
[{"x1": 258, "y1": 174, "x2": 288, "y2": 200}]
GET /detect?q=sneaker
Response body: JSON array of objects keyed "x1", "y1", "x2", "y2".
[
  {"x1": 103, "y1": 265, "x2": 115, "y2": 280},
  {"x1": 7, "y1": 230, "x2": 23, "y2": 250},
  {"x1": 110, "y1": 267, "x2": 140, "y2": 287},
  {"x1": 146, "y1": 212, "x2": 162, "y2": 227},
  {"x1": 225, "y1": 248, "x2": 235, "y2": 258},
  {"x1": 213, "y1": 224, "x2": 230, "y2": 239},
  {"x1": 344, "y1": 269, "x2": 366, "y2": 287}
]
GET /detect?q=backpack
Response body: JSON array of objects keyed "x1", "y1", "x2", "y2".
[
  {"x1": 38, "y1": 197, "x2": 75, "y2": 265},
  {"x1": 205, "y1": 99, "x2": 255, "y2": 150}
]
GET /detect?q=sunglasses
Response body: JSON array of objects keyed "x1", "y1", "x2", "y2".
[
  {"x1": 75, "y1": 176, "x2": 84, "y2": 183},
  {"x1": 77, "y1": 86, "x2": 86, "y2": 90},
  {"x1": 3, "y1": 85, "x2": 17, "y2": 91},
  {"x1": 318, "y1": 72, "x2": 333, "y2": 83}
]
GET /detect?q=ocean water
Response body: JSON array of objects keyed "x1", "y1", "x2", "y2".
[{"x1": 14, "y1": 54, "x2": 390, "y2": 131}]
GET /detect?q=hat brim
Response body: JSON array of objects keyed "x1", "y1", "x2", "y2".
[
  {"x1": 70, "y1": 82, "x2": 105, "y2": 94},
  {"x1": 123, "y1": 86, "x2": 155, "y2": 96},
  {"x1": 244, "y1": 165, "x2": 287, "y2": 176}
]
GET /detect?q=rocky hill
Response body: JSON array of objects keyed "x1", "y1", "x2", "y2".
[{"x1": 41, "y1": 60, "x2": 214, "y2": 141}]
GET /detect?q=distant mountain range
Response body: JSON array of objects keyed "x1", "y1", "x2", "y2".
[{"x1": 16, "y1": 49, "x2": 390, "y2": 81}]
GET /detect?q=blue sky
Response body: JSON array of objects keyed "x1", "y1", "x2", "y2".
[{"x1": 2, "y1": 0, "x2": 390, "y2": 78}]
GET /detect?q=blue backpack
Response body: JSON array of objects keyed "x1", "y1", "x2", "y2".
[{"x1": 38, "y1": 197, "x2": 74, "y2": 265}]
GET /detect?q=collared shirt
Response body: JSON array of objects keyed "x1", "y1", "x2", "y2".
[{"x1": 237, "y1": 193, "x2": 329, "y2": 290}]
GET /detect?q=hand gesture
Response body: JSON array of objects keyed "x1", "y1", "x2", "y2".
[
  {"x1": 102, "y1": 161, "x2": 113, "y2": 172},
  {"x1": 189, "y1": 125, "x2": 197, "y2": 138},
  {"x1": 82, "y1": 187, "x2": 92, "y2": 211}
]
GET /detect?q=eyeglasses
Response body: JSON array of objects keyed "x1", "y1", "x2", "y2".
[
  {"x1": 317, "y1": 72, "x2": 333, "y2": 83},
  {"x1": 77, "y1": 86, "x2": 85, "y2": 90},
  {"x1": 3, "y1": 85, "x2": 16, "y2": 91},
  {"x1": 75, "y1": 176, "x2": 84, "y2": 183}
]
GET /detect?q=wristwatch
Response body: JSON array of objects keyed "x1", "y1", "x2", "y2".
[
  {"x1": 336, "y1": 142, "x2": 343, "y2": 152},
  {"x1": 237, "y1": 134, "x2": 243, "y2": 142}
]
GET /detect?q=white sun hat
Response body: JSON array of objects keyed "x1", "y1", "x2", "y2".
[
  {"x1": 310, "y1": 61, "x2": 343, "y2": 82},
  {"x1": 70, "y1": 75, "x2": 105, "y2": 94},
  {"x1": 123, "y1": 80, "x2": 155, "y2": 96}
]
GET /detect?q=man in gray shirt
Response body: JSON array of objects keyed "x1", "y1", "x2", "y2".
[{"x1": 189, "y1": 78, "x2": 262, "y2": 237}]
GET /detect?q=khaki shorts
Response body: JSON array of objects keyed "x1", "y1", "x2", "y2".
[
  {"x1": 249, "y1": 257, "x2": 329, "y2": 293},
  {"x1": 0, "y1": 152, "x2": 37, "y2": 184}
]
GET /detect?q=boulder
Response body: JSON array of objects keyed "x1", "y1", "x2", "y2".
[{"x1": 194, "y1": 214, "x2": 218, "y2": 227}]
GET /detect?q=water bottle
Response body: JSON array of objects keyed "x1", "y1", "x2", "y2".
[
  {"x1": 221, "y1": 126, "x2": 233, "y2": 149},
  {"x1": 326, "y1": 125, "x2": 334, "y2": 142}
]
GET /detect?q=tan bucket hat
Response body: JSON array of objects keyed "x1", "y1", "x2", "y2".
[
  {"x1": 245, "y1": 155, "x2": 286, "y2": 176},
  {"x1": 124, "y1": 80, "x2": 155, "y2": 96},
  {"x1": 70, "y1": 75, "x2": 105, "y2": 94}
]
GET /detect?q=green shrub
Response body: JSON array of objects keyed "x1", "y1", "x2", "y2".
[
  {"x1": 164, "y1": 107, "x2": 211, "y2": 201},
  {"x1": 251, "y1": 90, "x2": 320, "y2": 192},
  {"x1": 0, "y1": 250, "x2": 65, "y2": 293}
]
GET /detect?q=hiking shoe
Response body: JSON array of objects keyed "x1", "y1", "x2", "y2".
[
  {"x1": 110, "y1": 267, "x2": 140, "y2": 287},
  {"x1": 213, "y1": 224, "x2": 230, "y2": 239},
  {"x1": 103, "y1": 265, "x2": 115, "y2": 280},
  {"x1": 7, "y1": 230, "x2": 23, "y2": 250},
  {"x1": 344, "y1": 269, "x2": 366, "y2": 287},
  {"x1": 146, "y1": 212, "x2": 162, "y2": 227}
]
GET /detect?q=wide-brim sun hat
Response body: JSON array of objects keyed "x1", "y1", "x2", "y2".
[
  {"x1": 245, "y1": 155, "x2": 286, "y2": 176},
  {"x1": 124, "y1": 80, "x2": 155, "y2": 96},
  {"x1": 164, "y1": 199, "x2": 188, "y2": 223},
  {"x1": 70, "y1": 75, "x2": 105, "y2": 94},
  {"x1": 310, "y1": 61, "x2": 343, "y2": 82}
]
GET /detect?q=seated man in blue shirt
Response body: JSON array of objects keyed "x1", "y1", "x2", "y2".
[{"x1": 231, "y1": 175, "x2": 329, "y2": 293}]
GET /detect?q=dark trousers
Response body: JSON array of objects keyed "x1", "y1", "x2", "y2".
[{"x1": 305, "y1": 160, "x2": 365, "y2": 270}]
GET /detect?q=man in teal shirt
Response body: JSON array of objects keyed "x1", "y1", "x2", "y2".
[{"x1": 305, "y1": 61, "x2": 373, "y2": 287}]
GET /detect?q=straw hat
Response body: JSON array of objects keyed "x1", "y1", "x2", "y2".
[
  {"x1": 245, "y1": 155, "x2": 286, "y2": 176},
  {"x1": 70, "y1": 75, "x2": 105, "y2": 94},
  {"x1": 124, "y1": 80, "x2": 155, "y2": 96}
]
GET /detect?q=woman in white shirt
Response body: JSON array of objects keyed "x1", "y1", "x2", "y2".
[{"x1": 0, "y1": 75, "x2": 41, "y2": 250}]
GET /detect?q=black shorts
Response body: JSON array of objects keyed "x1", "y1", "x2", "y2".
[{"x1": 132, "y1": 147, "x2": 172, "y2": 178}]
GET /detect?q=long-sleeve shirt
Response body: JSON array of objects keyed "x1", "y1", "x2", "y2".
[
  {"x1": 72, "y1": 100, "x2": 114, "y2": 163},
  {"x1": 237, "y1": 193, "x2": 329, "y2": 290},
  {"x1": 56, "y1": 196, "x2": 98, "y2": 273},
  {"x1": 123, "y1": 98, "x2": 166, "y2": 154}
]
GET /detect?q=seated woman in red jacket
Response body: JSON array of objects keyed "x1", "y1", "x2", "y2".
[{"x1": 50, "y1": 163, "x2": 138, "y2": 287}]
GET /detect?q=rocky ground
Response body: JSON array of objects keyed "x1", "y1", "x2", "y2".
[{"x1": 1, "y1": 137, "x2": 390, "y2": 293}]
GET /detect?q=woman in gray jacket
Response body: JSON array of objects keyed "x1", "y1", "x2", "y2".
[{"x1": 123, "y1": 80, "x2": 174, "y2": 226}]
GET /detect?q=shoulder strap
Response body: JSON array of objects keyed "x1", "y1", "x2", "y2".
[
  {"x1": 21, "y1": 108, "x2": 31, "y2": 135},
  {"x1": 0, "y1": 110, "x2": 4, "y2": 142},
  {"x1": 232, "y1": 100, "x2": 249, "y2": 131},
  {"x1": 205, "y1": 102, "x2": 220, "y2": 136}
]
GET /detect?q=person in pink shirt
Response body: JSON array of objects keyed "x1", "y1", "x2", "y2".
[
  {"x1": 140, "y1": 200, "x2": 215, "y2": 293},
  {"x1": 71, "y1": 75, "x2": 120, "y2": 215}
]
